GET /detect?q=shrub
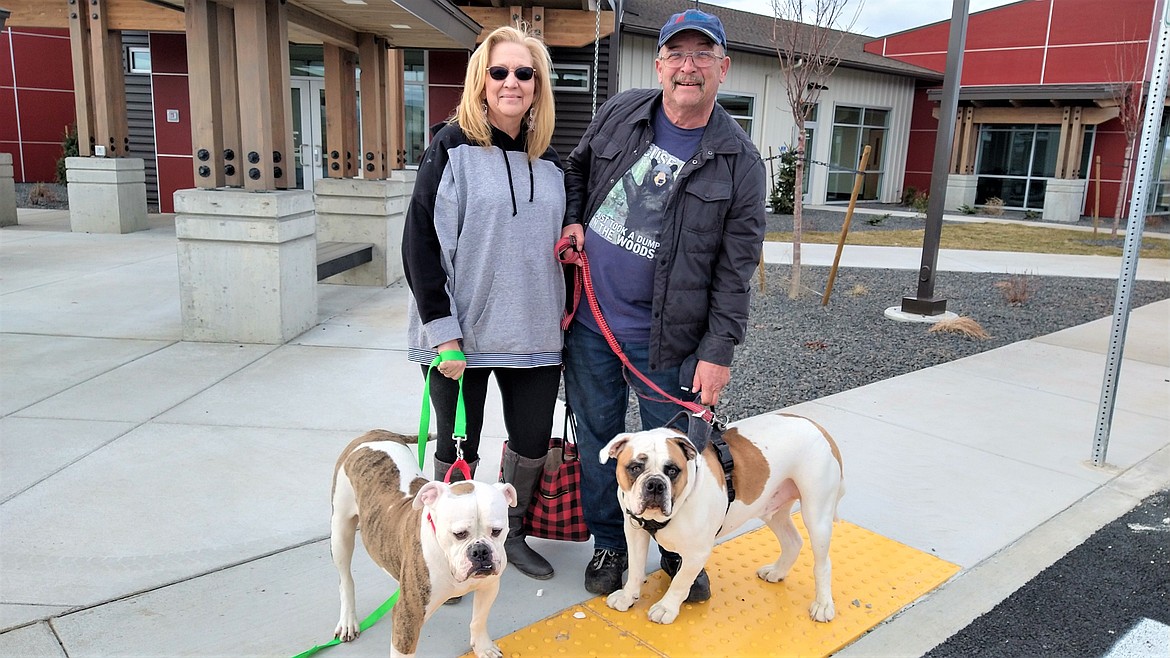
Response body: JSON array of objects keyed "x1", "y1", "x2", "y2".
[
  {"x1": 928, "y1": 316, "x2": 990, "y2": 340},
  {"x1": 27, "y1": 182, "x2": 58, "y2": 205},
  {"x1": 865, "y1": 213, "x2": 889, "y2": 226},
  {"x1": 1023, "y1": 210, "x2": 1040, "y2": 220},
  {"x1": 909, "y1": 190, "x2": 929, "y2": 213},
  {"x1": 994, "y1": 273, "x2": 1033, "y2": 306},
  {"x1": 957, "y1": 204, "x2": 978, "y2": 215},
  {"x1": 901, "y1": 186, "x2": 918, "y2": 206},
  {"x1": 983, "y1": 197, "x2": 1005, "y2": 216},
  {"x1": 769, "y1": 148, "x2": 798, "y2": 215},
  {"x1": 55, "y1": 125, "x2": 79, "y2": 184}
]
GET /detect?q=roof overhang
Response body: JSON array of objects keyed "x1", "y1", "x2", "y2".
[
  {"x1": 925, "y1": 83, "x2": 1143, "y2": 108},
  {"x1": 1, "y1": 0, "x2": 482, "y2": 51},
  {"x1": 0, "y1": 8, "x2": 10, "y2": 30}
]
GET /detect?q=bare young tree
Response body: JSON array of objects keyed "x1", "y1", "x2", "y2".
[
  {"x1": 1107, "y1": 28, "x2": 1145, "y2": 238},
  {"x1": 771, "y1": 0, "x2": 860, "y2": 299}
]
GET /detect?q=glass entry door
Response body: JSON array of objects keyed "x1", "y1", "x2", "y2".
[{"x1": 290, "y1": 78, "x2": 326, "y2": 190}]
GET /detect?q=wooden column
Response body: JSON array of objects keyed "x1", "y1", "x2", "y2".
[
  {"x1": 959, "y1": 107, "x2": 976, "y2": 174},
  {"x1": 234, "y1": 0, "x2": 275, "y2": 190},
  {"x1": 265, "y1": 0, "x2": 294, "y2": 189},
  {"x1": 87, "y1": 0, "x2": 129, "y2": 157},
  {"x1": 531, "y1": 6, "x2": 545, "y2": 41},
  {"x1": 1054, "y1": 107, "x2": 1072, "y2": 179},
  {"x1": 358, "y1": 33, "x2": 385, "y2": 180},
  {"x1": 217, "y1": 5, "x2": 243, "y2": 187},
  {"x1": 186, "y1": 0, "x2": 224, "y2": 188},
  {"x1": 67, "y1": 5, "x2": 94, "y2": 157},
  {"x1": 1065, "y1": 107, "x2": 1085, "y2": 179},
  {"x1": 324, "y1": 44, "x2": 358, "y2": 178},
  {"x1": 384, "y1": 48, "x2": 405, "y2": 170}
]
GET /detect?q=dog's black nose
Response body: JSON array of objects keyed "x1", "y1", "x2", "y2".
[
  {"x1": 645, "y1": 478, "x2": 666, "y2": 495},
  {"x1": 469, "y1": 541, "x2": 493, "y2": 566}
]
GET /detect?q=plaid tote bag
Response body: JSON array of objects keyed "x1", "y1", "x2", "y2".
[{"x1": 525, "y1": 406, "x2": 590, "y2": 542}]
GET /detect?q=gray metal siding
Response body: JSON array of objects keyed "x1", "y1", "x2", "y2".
[
  {"x1": 122, "y1": 31, "x2": 158, "y2": 210},
  {"x1": 549, "y1": 36, "x2": 612, "y2": 159}
]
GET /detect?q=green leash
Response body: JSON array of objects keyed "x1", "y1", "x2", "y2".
[{"x1": 293, "y1": 349, "x2": 465, "y2": 658}]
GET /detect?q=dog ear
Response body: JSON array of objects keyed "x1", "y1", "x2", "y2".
[
  {"x1": 413, "y1": 480, "x2": 447, "y2": 510},
  {"x1": 495, "y1": 482, "x2": 518, "y2": 508},
  {"x1": 600, "y1": 434, "x2": 631, "y2": 464},
  {"x1": 670, "y1": 436, "x2": 698, "y2": 462}
]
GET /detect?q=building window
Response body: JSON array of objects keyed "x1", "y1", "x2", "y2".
[
  {"x1": 551, "y1": 63, "x2": 590, "y2": 92},
  {"x1": 717, "y1": 93, "x2": 754, "y2": 136},
  {"x1": 974, "y1": 124, "x2": 1060, "y2": 210},
  {"x1": 828, "y1": 105, "x2": 887, "y2": 202},
  {"x1": 127, "y1": 47, "x2": 151, "y2": 74},
  {"x1": 404, "y1": 49, "x2": 427, "y2": 166}
]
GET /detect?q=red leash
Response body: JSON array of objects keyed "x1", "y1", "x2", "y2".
[{"x1": 556, "y1": 235, "x2": 716, "y2": 425}]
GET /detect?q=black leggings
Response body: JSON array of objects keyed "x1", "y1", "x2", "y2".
[{"x1": 422, "y1": 364, "x2": 561, "y2": 462}]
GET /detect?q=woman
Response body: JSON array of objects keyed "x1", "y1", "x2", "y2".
[{"x1": 401, "y1": 25, "x2": 565, "y2": 580}]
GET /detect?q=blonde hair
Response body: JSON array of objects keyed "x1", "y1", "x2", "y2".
[{"x1": 453, "y1": 25, "x2": 555, "y2": 161}]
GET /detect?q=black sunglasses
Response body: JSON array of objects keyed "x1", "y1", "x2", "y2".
[{"x1": 487, "y1": 66, "x2": 535, "y2": 82}]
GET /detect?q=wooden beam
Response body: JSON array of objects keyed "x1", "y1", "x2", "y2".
[
  {"x1": 358, "y1": 33, "x2": 385, "y2": 180},
  {"x1": 285, "y1": 4, "x2": 359, "y2": 52},
  {"x1": 324, "y1": 44, "x2": 358, "y2": 178},
  {"x1": 1066, "y1": 107, "x2": 1085, "y2": 179},
  {"x1": 67, "y1": 5, "x2": 94, "y2": 157},
  {"x1": 266, "y1": 0, "x2": 294, "y2": 189},
  {"x1": 960, "y1": 107, "x2": 976, "y2": 174},
  {"x1": 949, "y1": 113, "x2": 961, "y2": 175},
  {"x1": 234, "y1": 0, "x2": 275, "y2": 190},
  {"x1": 1, "y1": 0, "x2": 183, "y2": 30},
  {"x1": 531, "y1": 5, "x2": 545, "y2": 42},
  {"x1": 462, "y1": 7, "x2": 613, "y2": 47},
  {"x1": 217, "y1": 6, "x2": 243, "y2": 187},
  {"x1": 385, "y1": 48, "x2": 405, "y2": 170},
  {"x1": 186, "y1": 0, "x2": 224, "y2": 188}
]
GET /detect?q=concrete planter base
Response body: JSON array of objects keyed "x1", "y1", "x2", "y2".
[
  {"x1": 314, "y1": 172, "x2": 415, "y2": 287},
  {"x1": 0, "y1": 153, "x2": 16, "y2": 227},
  {"x1": 174, "y1": 188, "x2": 317, "y2": 343},
  {"x1": 65, "y1": 157, "x2": 148, "y2": 233}
]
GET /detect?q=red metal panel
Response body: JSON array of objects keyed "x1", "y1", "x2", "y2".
[
  {"x1": 0, "y1": 87, "x2": 16, "y2": 142},
  {"x1": 155, "y1": 155, "x2": 195, "y2": 213},
  {"x1": 429, "y1": 85, "x2": 461, "y2": 129},
  {"x1": 20, "y1": 142, "x2": 66, "y2": 183},
  {"x1": 1042, "y1": 43, "x2": 1148, "y2": 83},
  {"x1": 1, "y1": 31, "x2": 13, "y2": 88},
  {"x1": 961, "y1": 48, "x2": 1045, "y2": 85},
  {"x1": 428, "y1": 50, "x2": 468, "y2": 85},
  {"x1": 909, "y1": 87, "x2": 937, "y2": 129},
  {"x1": 149, "y1": 32, "x2": 188, "y2": 75},
  {"x1": 1048, "y1": 0, "x2": 1154, "y2": 46},
  {"x1": 876, "y1": 22, "x2": 951, "y2": 57},
  {"x1": 150, "y1": 74, "x2": 191, "y2": 156},
  {"x1": 13, "y1": 88, "x2": 75, "y2": 144},
  {"x1": 964, "y1": 0, "x2": 1051, "y2": 50},
  {"x1": 10, "y1": 31, "x2": 73, "y2": 91}
]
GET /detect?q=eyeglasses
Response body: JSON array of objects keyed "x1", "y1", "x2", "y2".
[
  {"x1": 657, "y1": 50, "x2": 723, "y2": 68},
  {"x1": 487, "y1": 66, "x2": 535, "y2": 81}
]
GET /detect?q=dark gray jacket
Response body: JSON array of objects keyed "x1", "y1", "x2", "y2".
[{"x1": 564, "y1": 88, "x2": 766, "y2": 370}]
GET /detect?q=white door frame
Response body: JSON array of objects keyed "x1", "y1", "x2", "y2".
[{"x1": 290, "y1": 77, "x2": 325, "y2": 190}]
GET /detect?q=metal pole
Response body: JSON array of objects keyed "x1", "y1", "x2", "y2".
[
  {"x1": 1091, "y1": 0, "x2": 1170, "y2": 467},
  {"x1": 901, "y1": 0, "x2": 970, "y2": 316}
]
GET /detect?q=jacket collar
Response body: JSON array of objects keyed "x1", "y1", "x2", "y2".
[{"x1": 624, "y1": 89, "x2": 743, "y2": 155}]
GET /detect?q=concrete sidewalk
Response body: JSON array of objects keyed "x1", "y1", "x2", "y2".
[{"x1": 2, "y1": 208, "x2": 1167, "y2": 657}]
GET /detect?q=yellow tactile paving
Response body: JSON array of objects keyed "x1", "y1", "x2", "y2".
[{"x1": 468, "y1": 515, "x2": 960, "y2": 658}]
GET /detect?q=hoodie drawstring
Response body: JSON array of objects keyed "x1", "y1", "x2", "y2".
[{"x1": 499, "y1": 149, "x2": 535, "y2": 216}]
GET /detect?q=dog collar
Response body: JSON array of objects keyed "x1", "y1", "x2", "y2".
[
  {"x1": 426, "y1": 512, "x2": 437, "y2": 534},
  {"x1": 626, "y1": 510, "x2": 670, "y2": 536}
]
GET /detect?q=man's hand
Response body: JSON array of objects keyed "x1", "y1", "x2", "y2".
[
  {"x1": 560, "y1": 224, "x2": 585, "y2": 250},
  {"x1": 435, "y1": 339, "x2": 465, "y2": 380},
  {"x1": 691, "y1": 360, "x2": 730, "y2": 406}
]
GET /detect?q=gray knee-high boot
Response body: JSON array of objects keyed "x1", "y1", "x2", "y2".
[
  {"x1": 434, "y1": 457, "x2": 478, "y2": 483},
  {"x1": 500, "y1": 444, "x2": 554, "y2": 580}
]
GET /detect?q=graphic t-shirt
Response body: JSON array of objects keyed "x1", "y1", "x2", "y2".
[{"x1": 580, "y1": 107, "x2": 704, "y2": 343}]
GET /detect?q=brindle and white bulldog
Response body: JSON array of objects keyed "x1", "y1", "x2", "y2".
[
  {"x1": 600, "y1": 412, "x2": 844, "y2": 625},
  {"x1": 330, "y1": 430, "x2": 517, "y2": 658}
]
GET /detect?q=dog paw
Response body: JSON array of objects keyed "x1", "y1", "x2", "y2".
[
  {"x1": 472, "y1": 640, "x2": 503, "y2": 658},
  {"x1": 606, "y1": 589, "x2": 639, "y2": 612},
  {"x1": 809, "y1": 599, "x2": 836, "y2": 622},
  {"x1": 756, "y1": 565, "x2": 788, "y2": 583},
  {"x1": 647, "y1": 601, "x2": 679, "y2": 625},
  {"x1": 334, "y1": 615, "x2": 360, "y2": 642}
]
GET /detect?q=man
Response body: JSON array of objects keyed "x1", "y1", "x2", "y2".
[{"x1": 560, "y1": 8, "x2": 766, "y2": 600}]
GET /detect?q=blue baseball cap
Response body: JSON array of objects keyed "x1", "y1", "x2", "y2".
[{"x1": 657, "y1": 9, "x2": 727, "y2": 49}]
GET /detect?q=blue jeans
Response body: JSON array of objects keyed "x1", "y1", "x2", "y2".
[{"x1": 564, "y1": 322, "x2": 686, "y2": 551}]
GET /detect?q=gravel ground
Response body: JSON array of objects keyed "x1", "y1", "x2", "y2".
[{"x1": 715, "y1": 262, "x2": 1169, "y2": 421}]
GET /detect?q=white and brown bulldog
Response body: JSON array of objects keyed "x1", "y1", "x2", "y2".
[
  {"x1": 330, "y1": 430, "x2": 517, "y2": 658},
  {"x1": 600, "y1": 412, "x2": 844, "y2": 625}
]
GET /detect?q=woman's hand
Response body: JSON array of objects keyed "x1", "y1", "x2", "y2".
[{"x1": 436, "y1": 339, "x2": 466, "y2": 380}]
